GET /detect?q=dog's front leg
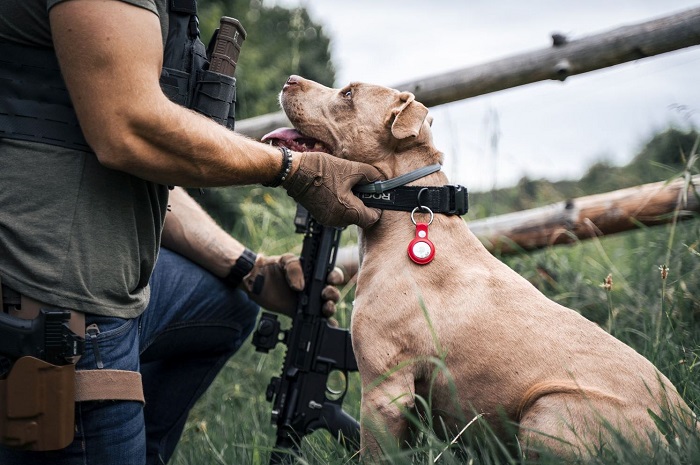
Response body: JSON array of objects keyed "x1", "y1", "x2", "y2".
[{"x1": 359, "y1": 369, "x2": 416, "y2": 460}]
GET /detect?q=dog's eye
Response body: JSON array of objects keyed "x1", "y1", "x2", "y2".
[{"x1": 342, "y1": 88, "x2": 352, "y2": 99}]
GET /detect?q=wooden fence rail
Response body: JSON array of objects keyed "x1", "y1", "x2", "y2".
[
  {"x1": 335, "y1": 176, "x2": 700, "y2": 280},
  {"x1": 235, "y1": 6, "x2": 700, "y2": 140}
]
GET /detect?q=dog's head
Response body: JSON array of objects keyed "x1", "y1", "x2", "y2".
[{"x1": 263, "y1": 75, "x2": 440, "y2": 174}]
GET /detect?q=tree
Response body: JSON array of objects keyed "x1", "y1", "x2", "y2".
[{"x1": 629, "y1": 128, "x2": 698, "y2": 182}]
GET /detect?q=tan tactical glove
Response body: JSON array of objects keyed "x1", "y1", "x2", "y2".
[
  {"x1": 242, "y1": 253, "x2": 343, "y2": 319},
  {"x1": 282, "y1": 152, "x2": 383, "y2": 229}
]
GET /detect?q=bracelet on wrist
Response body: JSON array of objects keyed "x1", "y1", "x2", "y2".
[
  {"x1": 262, "y1": 146, "x2": 293, "y2": 187},
  {"x1": 222, "y1": 248, "x2": 257, "y2": 288}
]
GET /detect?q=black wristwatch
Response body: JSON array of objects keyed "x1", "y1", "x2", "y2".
[{"x1": 222, "y1": 248, "x2": 257, "y2": 288}]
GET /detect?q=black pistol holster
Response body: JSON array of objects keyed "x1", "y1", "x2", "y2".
[{"x1": 0, "y1": 0, "x2": 246, "y2": 451}]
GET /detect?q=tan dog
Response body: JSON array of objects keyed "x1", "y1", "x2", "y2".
[{"x1": 264, "y1": 75, "x2": 697, "y2": 459}]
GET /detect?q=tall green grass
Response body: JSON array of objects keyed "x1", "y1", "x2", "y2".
[{"x1": 171, "y1": 177, "x2": 699, "y2": 464}]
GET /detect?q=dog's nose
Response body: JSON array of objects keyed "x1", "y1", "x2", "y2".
[{"x1": 283, "y1": 75, "x2": 301, "y2": 92}]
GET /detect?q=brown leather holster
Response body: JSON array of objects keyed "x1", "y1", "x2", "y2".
[
  {"x1": 0, "y1": 356, "x2": 76, "y2": 451},
  {"x1": 0, "y1": 284, "x2": 144, "y2": 451}
]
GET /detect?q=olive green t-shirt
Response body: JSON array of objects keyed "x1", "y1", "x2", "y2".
[{"x1": 0, "y1": 0, "x2": 171, "y2": 317}]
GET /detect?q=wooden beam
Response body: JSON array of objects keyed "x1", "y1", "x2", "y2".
[
  {"x1": 394, "y1": 6, "x2": 700, "y2": 108},
  {"x1": 235, "y1": 7, "x2": 700, "y2": 140},
  {"x1": 471, "y1": 175, "x2": 700, "y2": 254}
]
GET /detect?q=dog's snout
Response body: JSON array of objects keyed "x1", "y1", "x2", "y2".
[{"x1": 283, "y1": 75, "x2": 301, "y2": 92}]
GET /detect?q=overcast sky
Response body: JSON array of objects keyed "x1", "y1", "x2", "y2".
[{"x1": 266, "y1": 0, "x2": 700, "y2": 191}]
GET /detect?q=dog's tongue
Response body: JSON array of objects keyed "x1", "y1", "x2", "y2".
[
  {"x1": 261, "y1": 127, "x2": 330, "y2": 153},
  {"x1": 261, "y1": 127, "x2": 302, "y2": 145}
]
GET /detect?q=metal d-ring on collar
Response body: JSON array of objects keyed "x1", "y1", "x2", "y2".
[
  {"x1": 352, "y1": 163, "x2": 442, "y2": 194},
  {"x1": 416, "y1": 187, "x2": 429, "y2": 208},
  {"x1": 411, "y1": 206, "x2": 434, "y2": 225}
]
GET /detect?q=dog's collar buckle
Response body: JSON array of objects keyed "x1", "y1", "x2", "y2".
[{"x1": 447, "y1": 185, "x2": 469, "y2": 215}]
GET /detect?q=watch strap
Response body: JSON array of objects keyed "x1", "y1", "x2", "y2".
[{"x1": 222, "y1": 248, "x2": 257, "y2": 288}]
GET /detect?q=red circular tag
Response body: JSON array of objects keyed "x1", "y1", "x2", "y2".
[{"x1": 408, "y1": 222, "x2": 435, "y2": 265}]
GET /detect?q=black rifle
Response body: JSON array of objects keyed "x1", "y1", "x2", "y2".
[{"x1": 252, "y1": 205, "x2": 360, "y2": 464}]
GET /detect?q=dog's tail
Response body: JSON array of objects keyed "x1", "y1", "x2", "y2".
[{"x1": 516, "y1": 381, "x2": 624, "y2": 422}]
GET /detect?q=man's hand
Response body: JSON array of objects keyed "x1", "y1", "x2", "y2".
[
  {"x1": 242, "y1": 253, "x2": 343, "y2": 318},
  {"x1": 282, "y1": 152, "x2": 383, "y2": 229}
]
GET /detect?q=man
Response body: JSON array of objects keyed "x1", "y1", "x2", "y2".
[{"x1": 0, "y1": 0, "x2": 381, "y2": 464}]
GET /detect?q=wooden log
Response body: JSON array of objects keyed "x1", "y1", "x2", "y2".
[
  {"x1": 235, "y1": 7, "x2": 700, "y2": 140},
  {"x1": 334, "y1": 176, "x2": 700, "y2": 279},
  {"x1": 472, "y1": 175, "x2": 700, "y2": 254},
  {"x1": 394, "y1": 6, "x2": 700, "y2": 108}
]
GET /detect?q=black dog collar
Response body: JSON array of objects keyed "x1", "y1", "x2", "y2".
[
  {"x1": 352, "y1": 163, "x2": 468, "y2": 216},
  {"x1": 355, "y1": 184, "x2": 469, "y2": 215}
]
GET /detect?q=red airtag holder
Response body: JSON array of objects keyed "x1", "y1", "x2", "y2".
[{"x1": 408, "y1": 222, "x2": 435, "y2": 265}]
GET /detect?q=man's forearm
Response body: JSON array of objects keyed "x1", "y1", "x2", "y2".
[
  {"x1": 161, "y1": 187, "x2": 245, "y2": 278},
  {"x1": 121, "y1": 101, "x2": 299, "y2": 187}
]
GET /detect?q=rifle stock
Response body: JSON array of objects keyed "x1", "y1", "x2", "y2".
[{"x1": 252, "y1": 206, "x2": 360, "y2": 464}]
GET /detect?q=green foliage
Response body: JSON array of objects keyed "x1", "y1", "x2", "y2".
[
  {"x1": 169, "y1": 215, "x2": 700, "y2": 465},
  {"x1": 631, "y1": 127, "x2": 699, "y2": 179}
]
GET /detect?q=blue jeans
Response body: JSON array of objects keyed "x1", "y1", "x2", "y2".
[{"x1": 0, "y1": 248, "x2": 260, "y2": 465}]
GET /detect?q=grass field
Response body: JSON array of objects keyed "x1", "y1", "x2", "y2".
[{"x1": 170, "y1": 177, "x2": 699, "y2": 464}]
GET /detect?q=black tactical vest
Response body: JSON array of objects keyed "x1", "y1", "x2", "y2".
[{"x1": 0, "y1": 0, "x2": 239, "y2": 153}]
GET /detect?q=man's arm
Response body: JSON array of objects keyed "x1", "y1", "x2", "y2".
[
  {"x1": 49, "y1": 0, "x2": 288, "y2": 188},
  {"x1": 160, "y1": 187, "x2": 244, "y2": 278},
  {"x1": 161, "y1": 188, "x2": 341, "y2": 317},
  {"x1": 50, "y1": 0, "x2": 382, "y2": 229}
]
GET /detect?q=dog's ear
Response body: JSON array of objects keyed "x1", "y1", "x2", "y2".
[{"x1": 391, "y1": 92, "x2": 429, "y2": 140}]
